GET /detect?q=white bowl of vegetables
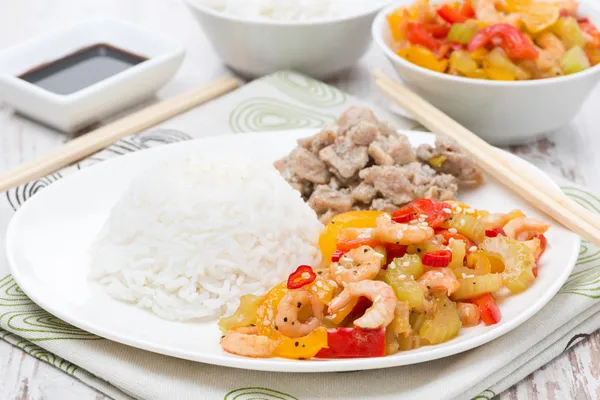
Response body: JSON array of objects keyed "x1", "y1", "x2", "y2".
[{"x1": 372, "y1": 0, "x2": 600, "y2": 145}]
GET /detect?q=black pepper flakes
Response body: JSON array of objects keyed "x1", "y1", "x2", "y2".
[
  {"x1": 284, "y1": 317, "x2": 288, "y2": 322},
  {"x1": 297, "y1": 302, "x2": 302, "y2": 308},
  {"x1": 221, "y1": 335, "x2": 225, "y2": 339},
  {"x1": 427, "y1": 285, "x2": 431, "y2": 289},
  {"x1": 302, "y1": 344, "x2": 306, "y2": 348},
  {"x1": 250, "y1": 324, "x2": 255, "y2": 327},
  {"x1": 292, "y1": 321, "x2": 295, "y2": 325},
  {"x1": 299, "y1": 357, "x2": 306, "y2": 360},
  {"x1": 395, "y1": 241, "x2": 400, "y2": 245},
  {"x1": 364, "y1": 248, "x2": 368, "y2": 253},
  {"x1": 417, "y1": 248, "x2": 421, "y2": 253},
  {"x1": 295, "y1": 341, "x2": 299, "y2": 347},
  {"x1": 318, "y1": 271, "x2": 323, "y2": 275}
]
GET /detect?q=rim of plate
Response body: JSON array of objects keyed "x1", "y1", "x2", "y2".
[{"x1": 5, "y1": 130, "x2": 580, "y2": 373}]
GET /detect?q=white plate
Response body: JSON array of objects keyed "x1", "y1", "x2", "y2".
[{"x1": 6, "y1": 129, "x2": 580, "y2": 373}]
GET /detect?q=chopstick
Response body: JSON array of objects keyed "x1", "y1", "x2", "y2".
[
  {"x1": 0, "y1": 76, "x2": 240, "y2": 193},
  {"x1": 373, "y1": 69, "x2": 600, "y2": 248}
]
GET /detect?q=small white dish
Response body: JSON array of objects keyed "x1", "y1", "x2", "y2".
[
  {"x1": 184, "y1": 0, "x2": 388, "y2": 79},
  {"x1": 6, "y1": 129, "x2": 579, "y2": 373},
  {"x1": 372, "y1": 1, "x2": 600, "y2": 145},
  {"x1": 0, "y1": 19, "x2": 185, "y2": 132}
]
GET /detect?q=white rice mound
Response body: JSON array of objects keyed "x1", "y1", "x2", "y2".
[
  {"x1": 90, "y1": 154, "x2": 323, "y2": 321},
  {"x1": 196, "y1": 0, "x2": 390, "y2": 21}
]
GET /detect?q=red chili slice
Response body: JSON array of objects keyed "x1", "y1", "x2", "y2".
[
  {"x1": 422, "y1": 250, "x2": 452, "y2": 267},
  {"x1": 331, "y1": 250, "x2": 344, "y2": 263},
  {"x1": 287, "y1": 265, "x2": 317, "y2": 289},
  {"x1": 485, "y1": 228, "x2": 507, "y2": 238}
]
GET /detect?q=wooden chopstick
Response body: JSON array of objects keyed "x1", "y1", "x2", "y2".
[
  {"x1": 0, "y1": 76, "x2": 240, "y2": 193},
  {"x1": 375, "y1": 70, "x2": 600, "y2": 228},
  {"x1": 373, "y1": 69, "x2": 600, "y2": 248}
]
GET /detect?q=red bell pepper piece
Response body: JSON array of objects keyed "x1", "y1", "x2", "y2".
[
  {"x1": 287, "y1": 265, "x2": 317, "y2": 289},
  {"x1": 425, "y1": 23, "x2": 451, "y2": 38},
  {"x1": 472, "y1": 293, "x2": 501, "y2": 326},
  {"x1": 407, "y1": 22, "x2": 441, "y2": 51},
  {"x1": 485, "y1": 228, "x2": 507, "y2": 238},
  {"x1": 422, "y1": 250, "x2": 452, "y2": 267},
  {"x1": 468, "y1": 23, "x2": 539, "y2": 59},
  {"x1": 437, "y1": 1, "x2": 474, "y2": 23},
  {"x1": 331, "y1": 250, "x2": 344, "y2": 263},
  {"x1": 437, "y1": 4, "x2": 467, "y2": 23},
  {"x1": 537, "y1": 234, "x2": 547, "y2": 260},
  {"x1": 315, "y1": 328, "x2": 386, "y2": 358},
  {"x1": 386, "y1": 243, "x2": 409, "y2": 262}
]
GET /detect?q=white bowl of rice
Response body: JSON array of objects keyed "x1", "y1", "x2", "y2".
[{"x1": 185, "y1": 0, "x2": 391, "y2": 79}]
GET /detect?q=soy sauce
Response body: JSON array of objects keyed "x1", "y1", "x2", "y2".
[{"x1": 18, "y1": 44, "x2": 148, "y2": 95}]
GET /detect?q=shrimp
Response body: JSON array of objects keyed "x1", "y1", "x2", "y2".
[
  {"x1": 329, "y1": 280, "x2": 397, "y2": 329},
  {"x1": 536, "y1": 32, "x2": 565, "y2": 71},
  {"x1": 482, "y1": 210, "x2": 523, "y2": 230},
  {"x1": 220, "y1": 327, "x2": 277, "y2": 358},
  {"x1": 457, "y1": 303, "x2": 481, "y2": 327},
  {"x1": 503, "y1": 216, "x2": 550, "y2": 241},
  {"x1": 418, "y1": 268, "x2": 460, "y2": 296},
  {"x1": 330, "y1": 245, "x2": 382, "y2": 285},
  {"x1": 275, "y1": 290, "x2": 324, "y2": 338},
  {"x1": 374, "y1": 214, "x2": 435, "y2": 245},
  {"x1": 523, "y1": 236, "x2": 543, "y2": 259},
  {"x1": 555, "y1": 0, "x2": 579, "y2": 16},
  {"x1": 474, "y1": 0, "x2": 520, "y2": 25}
]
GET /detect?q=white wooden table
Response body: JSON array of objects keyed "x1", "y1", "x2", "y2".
[{"x1": 1, "y1": 0, "x2": 600, "y2": 399}]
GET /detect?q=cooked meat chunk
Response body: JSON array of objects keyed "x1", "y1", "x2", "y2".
[
  {"x1": 337, "y1": 106, "x2": 378, "y2": 133},
  {"x1": 417, "y1": 137, "x2": 483, "y2": 187},
  {"x1": 400, "y1": 162, "x2": 458, "y2": 200},
  {"x1": 378, "y1": 121, "x2": 398, "y2": 137},
  {"x1": 288, "y1": 147, "x2": 331, "y2": 184},
  {"x1": 351, "y1": 182, "x2": 377, "y2": 204},
  {"x1": 348, "y1": 121, "x2": 379, "y2": 146},
  {"x1": 359, "y1": 166, "x2": 416, "y2": 205},
  {"x1": 275, "y1": 106, "x2": 480, "y2": 220},
  {"x1": 297, "y1": 125, "x2": 338, "y2": 154},
  {"x1": 360, "y1": 163, "x2": 458, "y2": 205},
  {"x1": 319, "y1": 137, "x2": 369, "y2": 179},
  {"x1": 416, "y1": 174, "x2": 458, "y2": 201},
  {"x1": 369, "y1": 133, "x2": 416, "y2": 166},
  {"x1": 371, "y1": 198, "x2": 398, "y2": 213},
  {"x1": 308, "y1": 185, "x2": 354, "y2": 216},
  {"x1": 274, "y1": 157, "x2": 312, "y2": 198}
]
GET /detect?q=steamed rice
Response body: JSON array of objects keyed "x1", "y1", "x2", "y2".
[
  {"x1": 90, "y1": 154, "x2": 323, "y2": 321},
  {"x1": 195, "y1": 0, "x2": 390, "y2": 21}
]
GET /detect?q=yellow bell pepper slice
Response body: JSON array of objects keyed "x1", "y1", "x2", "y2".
[
  {"x1": 319, "y1": 210, "x2": 384, "y2": 265},
  {"x1": 306, "y1": 276, "x2": 338, "y2": 305},
  {"x1": 387, "y1": 8, "x2": 410, "y2": 41},
  {"x1": 398, "y1": 46, "x2": 449, "y2": 73},
  {"x1": 256, "y1": 282, "x2": 328, "y2": 359}
]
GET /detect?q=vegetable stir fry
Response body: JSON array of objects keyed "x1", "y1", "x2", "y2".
[
  {"x1": 219, "y1": 199, "x2": 549, "y2": 359},
  {"x1": 386, "y1": 0, "x2": 600, "y2": 79}
]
